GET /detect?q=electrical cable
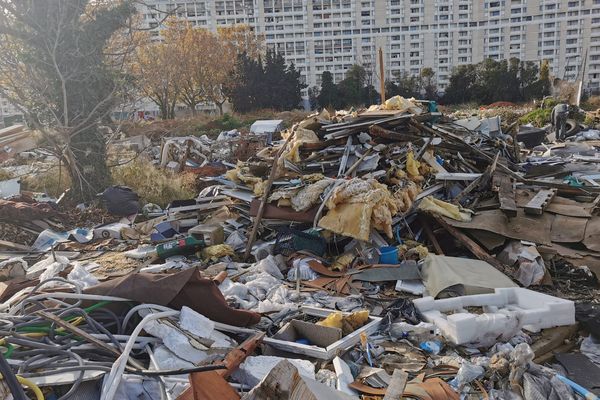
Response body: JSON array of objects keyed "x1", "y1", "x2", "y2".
[
  {"x1": 101, "y1": 310, "x2": 178, "y2": 400},
  {"x1": 121, "y1": 303, "x2": 175, "y2": 333},
  {"x1": 15, "y1": 375, "x2": 44, "y2": 400},
  {"x1": 21, "y1": 363, "x2": 227, "y2": 378},
  {"x1": 0, "y1": 351, "x2": 27, "y2": 400}
]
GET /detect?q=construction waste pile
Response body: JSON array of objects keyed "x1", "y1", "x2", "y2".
[{"x1": 1, "y1": 96, "x2": 600, "y2": 400}]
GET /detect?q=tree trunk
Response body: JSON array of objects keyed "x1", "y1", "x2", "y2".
[
  {"x1": 217, "y1": 101, "x2": 224, "y2": 116},
  {"x1": 64, "y1": 124, "x2": 110, "y2": 202}
]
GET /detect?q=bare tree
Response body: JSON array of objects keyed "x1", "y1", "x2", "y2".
[{"x1": 0, "y1": 0, "x2": 137, "y2": 201}]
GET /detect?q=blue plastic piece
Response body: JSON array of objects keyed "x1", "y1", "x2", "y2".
[
  {"x1": 379, "y1": 246, "x2": 399, "y2": 264},
  {"x1": 420, "y1": 340, "x2": 442, "y2": 355},
  {"x1": 556, "y1": 374, "x2": 599, "y2": 400}
]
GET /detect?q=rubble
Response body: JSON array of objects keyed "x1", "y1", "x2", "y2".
[{"x1": 0, "y1": 95, "x2": 600, "y2": 399}]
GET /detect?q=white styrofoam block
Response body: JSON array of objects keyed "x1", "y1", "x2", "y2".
[
  {"x1": 179, "y1": 306, "x2": 214, "y2": 339},
  {"x1": 413, "y1": 288, "x2": 575, "y2": 346}
]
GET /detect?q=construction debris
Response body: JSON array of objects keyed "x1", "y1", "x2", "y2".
[{"x1": 0, "y1": 96, "x2": 600, "y2": 399}]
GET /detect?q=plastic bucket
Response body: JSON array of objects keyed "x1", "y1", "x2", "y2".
[{"x1": 379, "y1": 246, "x2": 399, "y2": 264}]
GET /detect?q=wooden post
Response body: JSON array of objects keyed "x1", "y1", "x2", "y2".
[
  {"x1": 243, "y1": 133, "x2": 295, "y2": 261},
  {"x1": 379, "y1": 47, "x2": 385, "y2": 104}
]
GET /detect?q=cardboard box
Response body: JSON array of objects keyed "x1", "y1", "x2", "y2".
[
  {"x1": 273, "y1": 319, "x2": 342, "y2": 348},
  {"x1": 263, "y1": 307, "x2": 381, "y2": 360}
]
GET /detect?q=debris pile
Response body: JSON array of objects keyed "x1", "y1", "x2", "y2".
[{"x1": 0, "y1": 96, "x2": 600, "y2": 399}]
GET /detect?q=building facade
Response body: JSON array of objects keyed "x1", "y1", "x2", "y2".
[{"x1": 138, "y1": 0, "x2": 600, "y2": 99}]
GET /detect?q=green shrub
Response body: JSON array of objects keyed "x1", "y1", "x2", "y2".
[{"x1": 519, "y1": 108, "x2": 553, "y2": 127}]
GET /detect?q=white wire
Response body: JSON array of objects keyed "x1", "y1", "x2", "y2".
[
  {"x1": 121, "y1": 303, "x2": 176, "y2": 333},
  {"x1": 100, "y1": 310, "x2": 178, "y2": 400}
]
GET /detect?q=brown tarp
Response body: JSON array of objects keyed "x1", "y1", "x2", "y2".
[{"x1": 85, "y1": 267, "x2": 261, "y2": 327}]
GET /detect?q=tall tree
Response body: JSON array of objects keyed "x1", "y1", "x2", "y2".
[
  {"x1": 443, "y1": 64, "x2": 478, "y2": 104},
  {"x1": 389, "y1": 72, "x2": 421, "y2": 99},
  {"x1": 337, "y1": 64, "x2": 367, "y2": 107},
  {"x1": 317, "y1": 71, "x2": 339, "y2": 109},
  {"x1": 226, "y1": 52, "x2": 264, "y2": 113},
  {"x1": 420, "y1": 67, "x2": 437, "y2": 99},
  {"x1": 308, "y1": 86, "x2": 319, "y2": 110},
  {"x1": 213, "y1": 25, "x2": 264, "y2": 114},
  {"x1": 227, "y1": 50, "x2": 305, "y2": 112},
  {"x1": 281, "y1": 61, "x2": 306, "y2": 110},
  {"x1": 0, "y1": 0, "x2": 136, "y2": 201},
  {"x1": 132, "y1": 20, "x2": 183, "y2": 119}
]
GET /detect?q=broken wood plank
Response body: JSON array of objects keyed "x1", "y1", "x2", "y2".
[
  {"x1": 383, "y1": 369, "x2": 409, "y2": 400},
  {"x1": 524, "y1": 189, "x2": 557, "y2": 215},
  {"x1": 419, "y1": 217, "x2": 444, "y2": 255},
  {"x1": 243, "y1": 132, "x2": 294, "y2": 261},
  {"x1": 435, "y1": 172, "x2": 481, "y2": 181},
  {"x1": 531, "y1": 324, "x2": 579, "y2": 362},
  {"x1": 433, "y1": 215, "x2": 511, "y2": 275},
  {"x1": 454, "y1": 153, "x2": 499, "y2": 205},
  {"x1": 492, "y1": 173, "x2": 518, "y2": 218},
  {"x1": 0, "y1": 240, "x2": 30, "y2": 251}
]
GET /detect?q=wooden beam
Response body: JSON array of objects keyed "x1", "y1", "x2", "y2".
[
  {"x1": 243, "y1": 132, "x2": 294, "y2": 261},
  {"x1": 453, "y1": 152, "x2": 498, "y2": 205},
  {"x1": 433, "y1": 215, "x2": 511, "y2": 275},
  {"x1": 524, "y1": 189, "x2": 557, "y2": 215},
  {"x1": 419, "y1": 217, "x2": 444, "y2": 255},
  {"x1": 492, "y1": 172, "x2": 518, "y2": 218},
  {"x1": 383, "y1": 369, "x2": 409, "y2": 400},
  {"x1": 379, "y1": 48, "x2": 385, "y2": 104}
]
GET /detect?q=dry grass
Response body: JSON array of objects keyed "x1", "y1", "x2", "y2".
[
  {"x1": 117, "y1": 108, "x2": 310, "y2": 139},
  {"x1": 0, "y1": 169, "x2": 13, "y2": 180},
  {"x1": 21, "y1": 165, "x2": 72, "y2": 197},
  {"x1": 110, "y1": 159, "x2": 197, "y2": 207}
]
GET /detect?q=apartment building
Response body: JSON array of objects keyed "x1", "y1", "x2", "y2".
[{"x1": 138, "y1": 1, "x2": 600, "y2": 100}]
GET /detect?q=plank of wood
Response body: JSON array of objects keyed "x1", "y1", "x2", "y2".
[
  {"x1": 531, "y1": 324, "x2": 578, "y2": 361},
  {"x1": 0, "y1": 240, "x2": 30, "y2": 251},
  {"x1": 435, "y1": 172, "x2": 481, "y2": 181},
  {"x1": 524, "y1": 189, "x2": 557, "y2": 215},
  {"x1": 492, "y1": 173, "x2": 518, "y2": 217},
  {"x1": 419, "y1": 217, "x2": 444, "y2": 255},
  {"x1": 383, "y1": 369, "x2": 409, "y2": 400},
  {"x1": 433, "y1": 215, "x2": 510, "y2": 275},
  {"x1": 243, "y1": 132, "x2": 295, "y2": 261}
]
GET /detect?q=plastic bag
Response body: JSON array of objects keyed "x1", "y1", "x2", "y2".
[
  {"x1": 451, "y1": 361, "x2": 485, "y2": 390},
  {"x1": 254, "y1": 255, "x2": 285, "y2": 279},
  {"x1": 287, "y1": 258, "x2": 319, "y2": 281},
  {"x1": 317, "y1": 311, "x2": 343, "y2": 329},
  {"x1": 509, "y1": 343, "x2": 535, "y2": 386},
  {"x1": 67, "y1": 264, "x2": 100, "y2": 289},
  {"x1": 378, "y1": 298, "x2": 420, "y2": 333},
  {"x1": 99, "y1": 185, "x2": 140, "y2": 216},
  {"x1": 0, "y1": 258, "x2": 27, "y2": 280},
  {"x1": 581, "y1": 335, "x2": 600, "y2": 366}
]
